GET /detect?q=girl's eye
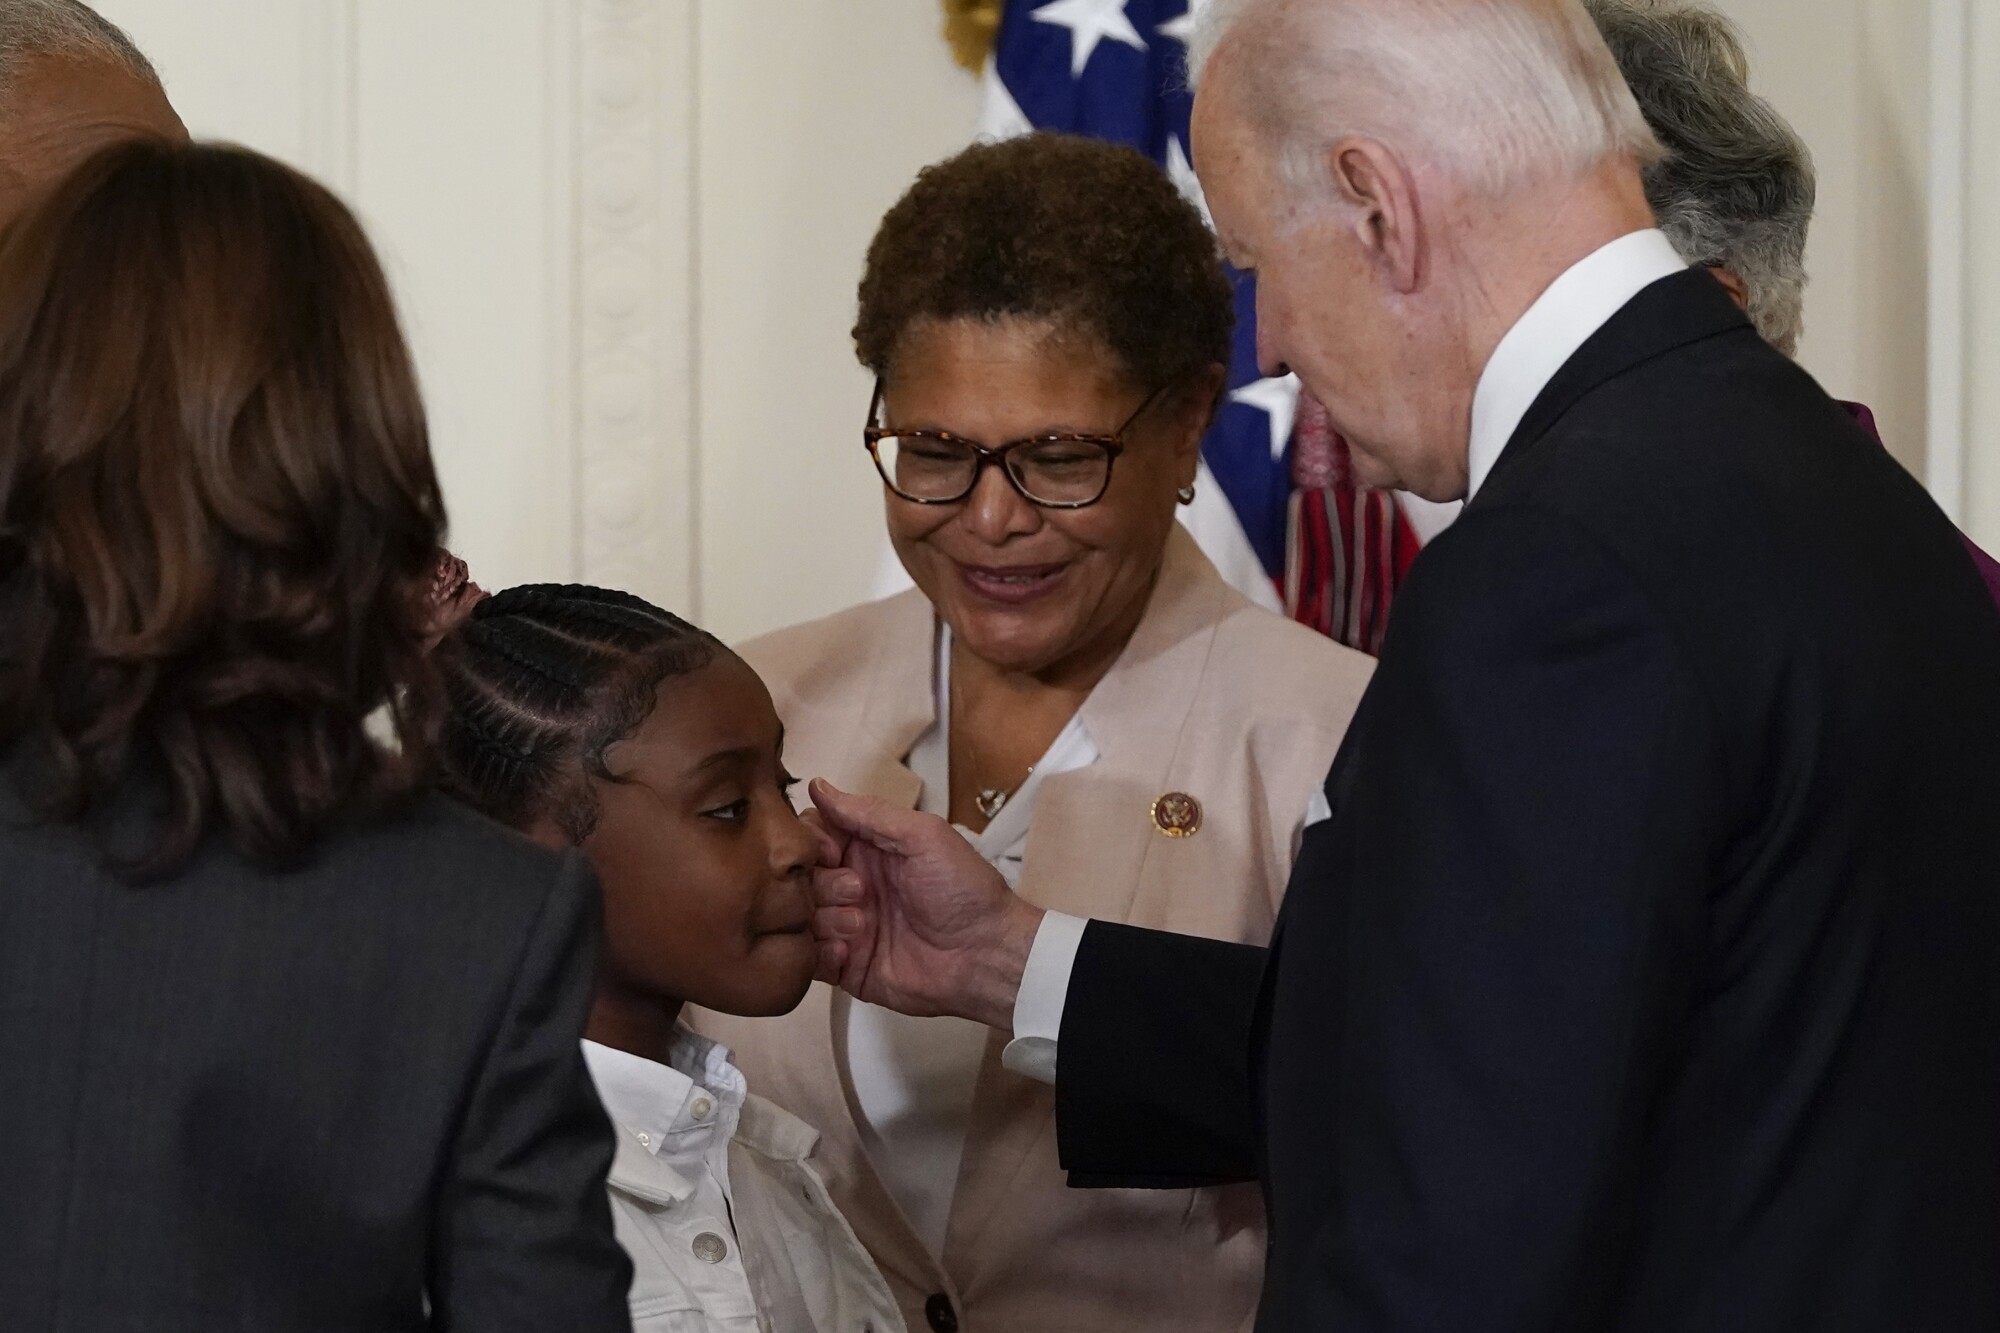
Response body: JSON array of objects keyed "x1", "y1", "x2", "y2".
[
  {"x1": 778, "y1": 769, "x2": 800, "y2": 796},
  {"x1": 703, "y1": 798, "x2": 751, "y2": 824}
]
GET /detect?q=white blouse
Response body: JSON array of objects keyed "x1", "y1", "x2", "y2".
[{"x1": 839, "y1": 625, "x2": 1099, "y2": 1258}]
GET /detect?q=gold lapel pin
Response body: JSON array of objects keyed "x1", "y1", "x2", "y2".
[{"x1": 1151, "y1": 791, "x2": 1203, "y2": 838}]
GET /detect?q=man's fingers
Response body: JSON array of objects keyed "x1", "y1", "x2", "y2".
[
  {"x1": 807, "y1": 779, "x2": 871, "y2": 839},
  {"x1": 814, "y1": 904, "x2": 865, "y2": 940},
  {"x1": 811, "y1": 867, "x2": 863, "y2": 909},
  {"x1": 815, "y1": 938, "x2": 847, "y2": 985},
  {"x1": 809, "y1": 778, "x2": 926, "y2": 853},
  {"x1": 801, "y1": 811, "x2": 845, "y2": 869}
]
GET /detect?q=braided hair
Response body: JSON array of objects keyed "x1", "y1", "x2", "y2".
[{"x1": 437, "y1": 584, "x2": 722, "y2": 843}]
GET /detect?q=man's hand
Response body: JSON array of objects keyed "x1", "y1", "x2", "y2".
[{"x1": 809, "y1": 779, "x2": 1045, "y2": 1031}]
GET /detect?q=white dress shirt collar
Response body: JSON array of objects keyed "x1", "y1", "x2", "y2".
[{"x1": 1466, "y1": 228, "x2": 1687, "y2": 500}]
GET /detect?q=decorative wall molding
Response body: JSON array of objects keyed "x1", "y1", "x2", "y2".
[
  {"x1": 572, "y1": 0, "x2": 699, "y2": 614},
  {"x1": 1926, "y1": 0, "x2": 1970, "y2": 523},
  {"x1": 941, "y1": 0, "x2": 1004, "y2": 72}
]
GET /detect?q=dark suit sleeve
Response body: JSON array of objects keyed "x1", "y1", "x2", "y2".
[
  {"x1": 428, "y1": 854, "x2": 633, "y2": 1331},
  {"x1": 1265, "y1": 505, "x2": 1722, "y2": 1330},
  {"x1": 1056, "y1": 920, "x2": 1269, "y2": 1187}
]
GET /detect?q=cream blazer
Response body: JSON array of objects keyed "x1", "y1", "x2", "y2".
[{"x1": 693, "y1": 529, "x2": 1373, "y2": 1333}]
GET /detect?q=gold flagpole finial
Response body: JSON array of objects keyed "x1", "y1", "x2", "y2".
[{"x1": 942, "y1": 0, "x2": 1004, "y2": 73}]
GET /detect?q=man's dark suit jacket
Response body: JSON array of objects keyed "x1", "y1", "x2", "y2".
[
  {"x1": 1055, "y1": 270, "x2": 2000, "y2": 1330},
  {"x1": 0, "y1": 778, "x2": 633, "y2": 1331}
]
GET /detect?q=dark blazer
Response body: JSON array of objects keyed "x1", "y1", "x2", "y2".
[
  {"x1": 1054, "y1": 270, "x2": 2000, "y2": 1331},
  {"x1": 0, "y1": 776, "x2": 634, "y2": 1332}
]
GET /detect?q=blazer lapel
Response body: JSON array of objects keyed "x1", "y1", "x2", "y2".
[
  {"x1": 1475, "y1": 268, "x2": 1752, "y2": 503},
  {"x1": 825, "y1": 590, "x2": 935, "y2": 809},
  {"x1": 783, "y1": 980, "x2": 947, "y2": 1301},
  {"x1": 772, "y1": 592, "x2": 947, "y2": 1297},
  {"x1": 1027, "y1": 526, "x2": 1229, "y2": 925},
  {"x1": 946, "y1": 528, "x2": 1231, "y2": 1267}
]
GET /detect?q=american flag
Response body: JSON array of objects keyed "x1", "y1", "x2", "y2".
[{"x1": 976, "y1": 0, "x2": 1428, "y2": 647}]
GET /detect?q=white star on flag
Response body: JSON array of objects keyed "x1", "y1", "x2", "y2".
[
  {"x1": 1031, "y1": 0, "x2": 1148, "y2": 79},
  {"x1": 1164, "y1": 134, "x2": 1212, "y2": 229},
  {"x1": 1231, "y1": 373, "x2": 1302, "y2": 461},
  {"x1": 1157, "y1": 0, "x2": 1208, "y2": 49}
]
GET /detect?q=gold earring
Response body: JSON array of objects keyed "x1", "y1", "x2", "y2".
[{"x1": 1177, "y1": 484, "x2": 1197, "y2": 505}]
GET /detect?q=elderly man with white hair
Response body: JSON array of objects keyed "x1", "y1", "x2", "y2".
[{"x1": 803, "y1": 0, "x2": 2000, "y2": 1328}]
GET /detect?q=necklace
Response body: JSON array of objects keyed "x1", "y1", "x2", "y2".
[
  {"x1": 953, "y1": 668, "x2": 1034, "y2": 824},
  {"x1": 969, "y1": 720, "x2": 1033, "y2": 819},
  {"x1": 975, "y1": 781, "x2": 1026, "y2": 821}
]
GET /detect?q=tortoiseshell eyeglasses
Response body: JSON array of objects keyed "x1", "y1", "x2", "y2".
[{"x1": 863, "y1": 379, "x2": 1173, "y2": 509}]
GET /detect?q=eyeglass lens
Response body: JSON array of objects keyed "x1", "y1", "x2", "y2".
[{"x1": 874, "y1": 435, "x2": 1112, "y2": 506}]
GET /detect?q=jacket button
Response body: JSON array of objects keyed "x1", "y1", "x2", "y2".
[{"x1": 924, "y1": 1293, "x2": 959, "y2": 1333}]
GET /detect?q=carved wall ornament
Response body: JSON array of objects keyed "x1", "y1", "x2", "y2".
[{"x1": 942, "y1": 0, "x2": 1004, "y2": 72}]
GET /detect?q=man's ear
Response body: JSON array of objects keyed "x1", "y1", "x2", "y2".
[
  {"x1": 1328, "y1": 136, "x2": 1423, "y2": 294},
  {"x1": 1706, "y1": 264, "x2": 1750, "y2": 311}
]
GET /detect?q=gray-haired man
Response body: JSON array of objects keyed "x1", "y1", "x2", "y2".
[
  {"x1": 0, "y1": 0, "x2": 183, "y2": 229},
  {"x1": 805, "y1": 0, "x2": 2000, "y2": 1328}
]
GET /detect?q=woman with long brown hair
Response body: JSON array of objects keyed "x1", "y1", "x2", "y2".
[{"x1": 0, "y1": 139, "x2": 629, "y2": 1331}]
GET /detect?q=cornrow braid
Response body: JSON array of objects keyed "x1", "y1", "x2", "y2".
[{"x1": 436, "y1": 584, "x2": 721, "y2": 843}]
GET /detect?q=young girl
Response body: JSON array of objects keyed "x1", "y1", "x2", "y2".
[{"x1": 437, "y1": 584, "x2": 900, "y2": 1333}]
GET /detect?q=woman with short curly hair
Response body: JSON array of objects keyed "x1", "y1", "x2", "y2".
[{"x1": 692, "y1": 132, "x2": 1374, "y2": 1333}]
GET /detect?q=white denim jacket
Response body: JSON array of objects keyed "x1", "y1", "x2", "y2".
[{"x1": 584, "y1": 1033, "x2": 903, "y2": 1333}]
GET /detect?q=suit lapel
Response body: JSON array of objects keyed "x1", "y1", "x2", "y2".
[{"x1": 1475, "y1": 268, "x2": 1752, "y2": 504}]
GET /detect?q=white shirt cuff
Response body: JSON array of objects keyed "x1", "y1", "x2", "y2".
[{"x1": 999, "y1": 910, "x2": 1090, "y2": 1085}]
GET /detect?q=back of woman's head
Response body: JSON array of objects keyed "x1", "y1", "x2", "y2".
[
  {"x1": 437, "y1": 585, "x2": 720, "y2": 844},
  {"x1": 0, "y1": 138, "x2": 446, "y2": 878}
]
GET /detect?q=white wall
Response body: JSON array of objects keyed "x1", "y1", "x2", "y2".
[
  {"x1": 1716, "y1": 0, "x2": 1932, "y2": 476},
  {"x1": 99, "y1": 0, "x2": 589, "y2": 597},
  {"x1": 84, "y1": 0, "x2": 1991, "y2": 641},
  {"x1": 1959, "y1": 0, "x2": 2000, "y2": 547},
  {"x1": 694, "y1": 2, "x2": 979, "y2": 641},
  {"x1": 95, "y1": 0, "x2": 978, "y2": 643}
]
